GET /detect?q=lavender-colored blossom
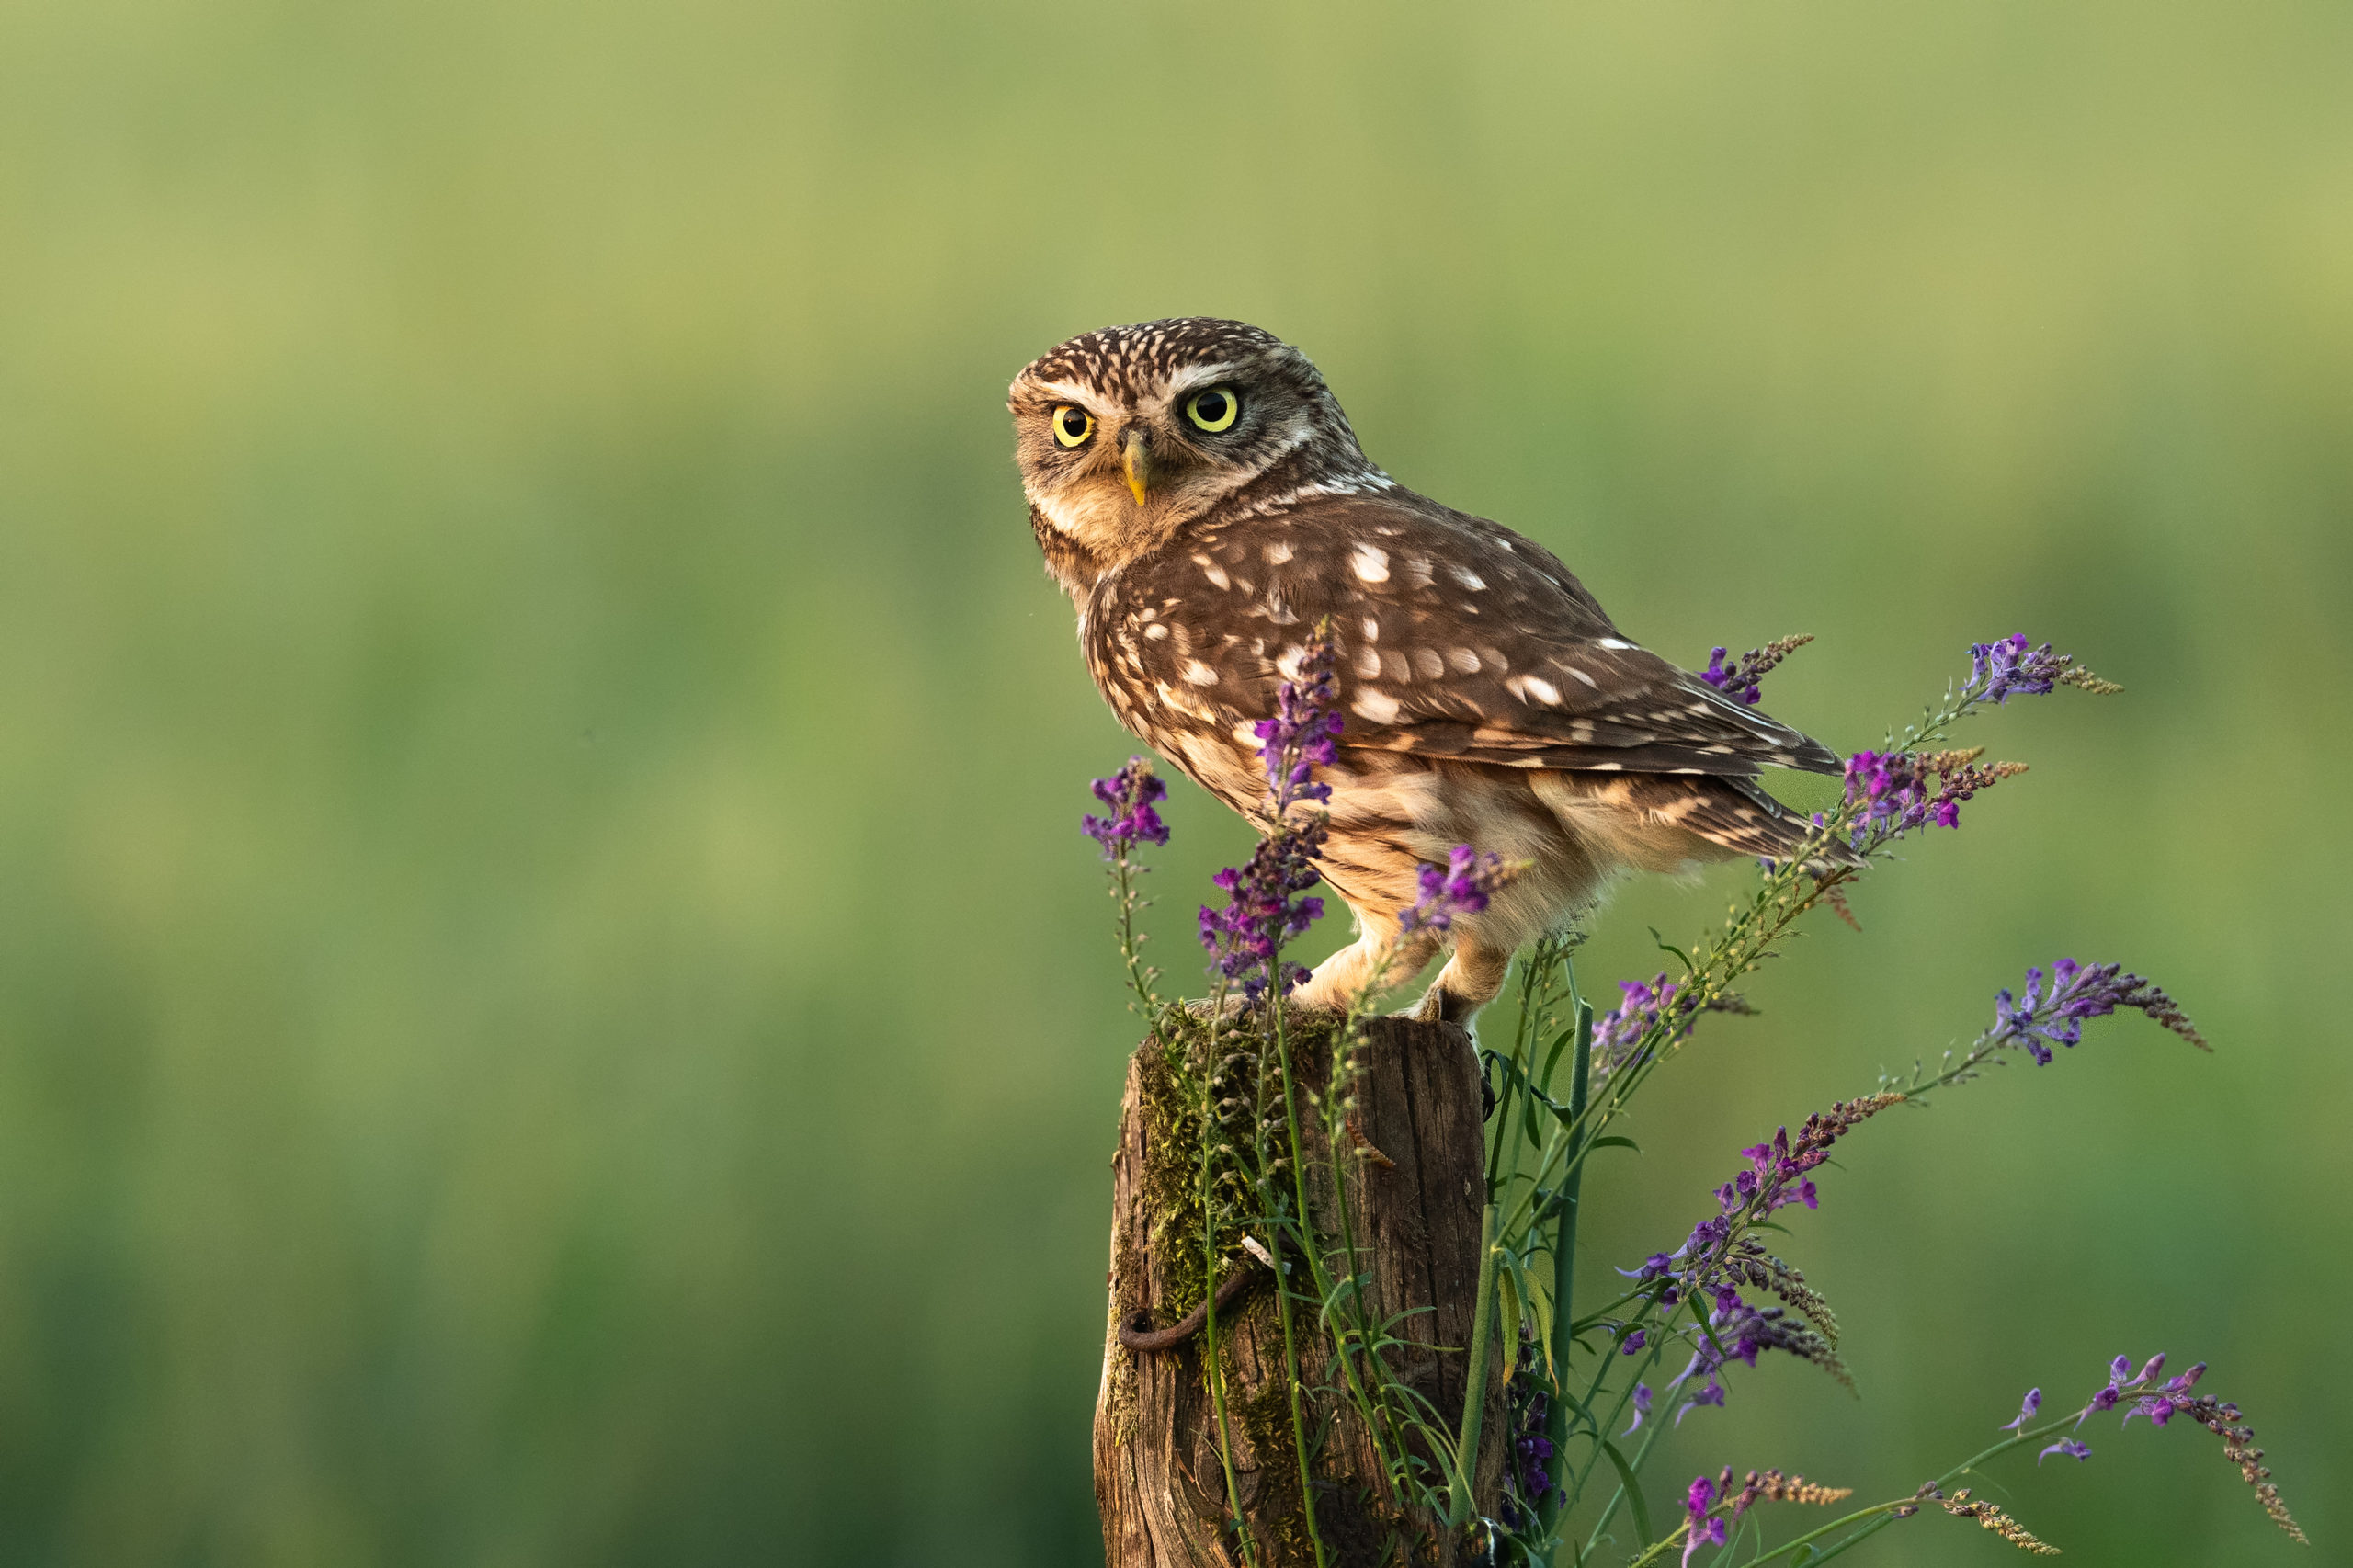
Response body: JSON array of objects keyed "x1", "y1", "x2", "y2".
[
  {"x1": 1198, "y1": 629, "x2": 1345, "y2": 999},
  {"x1": 1621, "y1": 1327, "x2": 1647, "y2": 1355},
  {"x1": 1699, "y1": 634, "x2": 1812, "y2": 707},
  {"x1": 1676, "y1": 1377, "x2": 1726, "y2": 1425},
  {"x1": 2051, "y1": 1355, "x2": 2302, "y2": 1542},
  {"x1": 1990, "y1": 959, "x2": 2209, "y2": 1065},
  {"x1": 2001, "y1": 1389, "x2": 2042, "y2": 1432},
  {"x1": 1198, "y1": 825, "x2": 1326, "y2": 1001},
  {"x1": 2039, "y1": 1439, "x2": 2094, "y2": 1464},
  {"x1": 1398, "y1": 844, "x2": 1511, "y2": 937},
  {"x1": 1082, "y1": 757, "x2": 1170, "y2": 858},
  {"x1": 2075, "y1": 1349, "x2": 2205, "y2": 1429},
  {"x1": 1590, "y1": 973, "x2": 1695, "y2": 1078},
  {"x1": 1624, "y1": 1383, "x2": 1653, "y2": 1436},
  {"x1": 1970, "y1": 634, "x2": 2063, "y2": 701},
  {"x1": 1843, "y1": 747, "x2": 2026, "y2": 839},
  {"x1": 1681, "y1": 1476, "x2": 1729, "y2": 1566},
  {"x1": 1966, "y1": 634, "x2": 2117, "y2": 704},
  {"x1": 1515, "y1": 1430, "x2": 1555, "y2": 1504},
  {"x1": 1625, "y1": 1093, "x2": 1900, "y2": 1358},
  {"x1": 1663, "y1": 1289, "x2": 1844, "y2": 1423},
  {"x1": 1251, "y1": 633, "x2": 1343, "y2": 813}
]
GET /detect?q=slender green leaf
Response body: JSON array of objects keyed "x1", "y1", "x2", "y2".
[
  {"x1": 1497, "y1": 1266, "x2": 1523, "y2": 1378},
  {"x1": 1598, "y1": 1439, "x2": 1654, "y2": 1546}
]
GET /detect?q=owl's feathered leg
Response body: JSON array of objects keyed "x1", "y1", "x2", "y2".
[
  {"x1": 1290, "y1": 920, "x2": 1442, "y2": 1016},
  {"x1": 1406, "y1": 935, "x2": 1515, "y2": 1025}
]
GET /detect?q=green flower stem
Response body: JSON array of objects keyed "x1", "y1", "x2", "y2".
[
  {"x1": 1108, "y1": 849, "x2": 1160, "y2": 1014},
  {"x1": 1621, "y1": 1411, "x2": 2089, "y2": 1568},
  {"x1": 1446, "y1": 1201, "x2": 1502, "y2": 1528},
  {"x1": 1267, "y1": 1002, "x2": 1330, "y2": 1568},
  {"x1": 1574, "y1": 1310, "x2": 1684, "y2": 1560},
  {"x1": 1537, "y1": 994, "x2": 1594, "y2": 1539}
]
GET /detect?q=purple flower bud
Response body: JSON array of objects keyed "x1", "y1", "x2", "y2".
[
  {"x1": 1590, "y1": 973, "x2": 1695, "y2": 1078},
  {"x1": 1622, "y1": 1328, "x2": 1647, "y2": 1355},
  {"x1": 1252, "y1": 633, "x2": 1344, "y2": 810},
  {"x1": 1623, "y1": 1383, "x2": 1653, "y2": 1436},
  {"x1": 1675, "y1": 1378, "x2": 1725, "y2": 1425},
  {"x1": 2039, "y1": 1439, "x2": 2093, "y2": 1464},
  {"x1": 2137, "y1": 1353, "x2": 2166, "y2": 1384},
  {"x1": 1967, "y1": 633, "x2": 2105, "y2": 704},
  {"x1": 1989, "y1": 964, "x2": 2207, "y2": 1064},
  {"x1": 1699, "y1": 636, "x2": 1810, "y2": 708},
  {"x1": 1682, "y1": 1476, "x2": 1726, "y2": 1566},
  {"x1": 2001, "y1": 1388, "x2": 2043, "y2": 1432},
  {"x1": 1082, "y1": 758, "x2": 1172, "y2": 858},
  {"x1": 1398, "y1": 843, "x2": 1513, "y2": 937}
]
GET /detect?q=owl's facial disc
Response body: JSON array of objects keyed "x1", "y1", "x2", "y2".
[{"x1": 1010, "y1": 319, "x2": 1378, "y2": 590}]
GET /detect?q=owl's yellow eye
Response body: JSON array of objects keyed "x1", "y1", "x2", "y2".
[
  {"x1": 1052, "y1": 405, "x2": 1094, "y2": 448},
  {"x1": 1186, "y1": 387, "x2": 1240, "y2": 433}
]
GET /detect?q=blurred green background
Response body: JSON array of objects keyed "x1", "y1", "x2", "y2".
[{"x1": 0, "y1": 1, "x2": 2345, "y2": 1562}]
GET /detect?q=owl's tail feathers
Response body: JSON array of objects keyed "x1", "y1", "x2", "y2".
[{"x1": 1656, "y1": 776, "x2": 1866, "y2": 870}]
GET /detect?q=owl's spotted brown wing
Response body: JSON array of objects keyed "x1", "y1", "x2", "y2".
[{"x1": 1088, "y1": 488, "x2": 1842, "y2": 780}]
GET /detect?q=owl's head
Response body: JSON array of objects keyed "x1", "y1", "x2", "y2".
[{"x1": 1009, "y1": 318, "x2": 1375, "y2": 589}]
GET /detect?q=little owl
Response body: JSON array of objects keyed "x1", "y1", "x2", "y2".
[{"x1": 1010, "y1": 318, "x2": 1844, "y2": 1024}]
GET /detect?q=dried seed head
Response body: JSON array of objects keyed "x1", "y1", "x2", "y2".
[{"x1": 1941, "y1": 1492, "x2": 2062, "y2": 1555}]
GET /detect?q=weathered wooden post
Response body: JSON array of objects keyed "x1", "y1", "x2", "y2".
[{"x1": 1093, "y1": 1016, "x2": 1506, "y2": 1567}]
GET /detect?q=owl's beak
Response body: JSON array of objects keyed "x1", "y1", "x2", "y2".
[{"x1": 1120, "y1": 428, "x2": 1154, "y2": 506}]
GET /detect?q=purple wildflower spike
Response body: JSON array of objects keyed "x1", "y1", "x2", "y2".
[
  {"x1": 1699, "y1": 634, "x2": 1813, "y2": 707},
  {"x1": 1681, "y1": 1476, "x2": 1728, "y2": 1566},
  {"x1": 1082, "y1": 757, "x2": 1171, "y2": 858},
  {"x1": 1660, "y1": 1287, "x2": 1847, "y2": 1423},
  {"x1": 1966, "y1": 635, "x2": 2120, "y2": 704},
  {"x1": 1843, "y1": 746, "x2": 2028, "y2": 840},
  {"x1": 1990, "y1": 960, "x2": 2209, "y2": 1064},
  {"x1": 1590, "y1": 974, "x2": 1698, "y2": 1078},
  {"x1": 1199, "y1": 626, "x2": 1344, "y2": 999},
  {"x1": 2052, "y1": 1352, "x2": 2302, "y2": 1541},
  {"x1": 1198, "y1": 827, "x2": 1326, "y2": 1002},
  {"x1": 1627, "y1": 1091, "x2": 1900, "y2": 1357},
  {"x1": 1398, "y1": 844, "x2": 1512, "y2": 937},
  {"x1": 1251, "y1": 633, "x2": 1343, "y2": 813},
  {"x1": 1676, "y1": 1378, "x2": 1725, "y2": 1425}
]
